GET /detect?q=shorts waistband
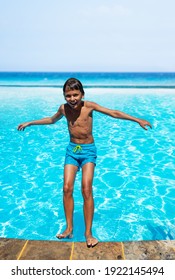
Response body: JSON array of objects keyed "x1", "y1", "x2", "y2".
[{"x1": 69, "y1": 142, "x2": 95, "y2": 147}]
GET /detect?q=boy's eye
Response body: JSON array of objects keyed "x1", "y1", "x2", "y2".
[{"x1": 65, "y1": 92, "x2": 79, "y2": 98}]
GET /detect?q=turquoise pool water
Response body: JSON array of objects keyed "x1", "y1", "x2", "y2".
[{"x1": 1, "y1": 73, "x2": 175, "y2": 242}]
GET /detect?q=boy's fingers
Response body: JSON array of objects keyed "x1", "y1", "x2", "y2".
[
  {"x1": 17, "y1": 125, "x2": 24, "y2": 131},
  {"x1": 146, "y1": 123, "x2": 152, "y2": 129},
  {"x1": 145, "y1": 124, "x2": 152, "y2": 130}
]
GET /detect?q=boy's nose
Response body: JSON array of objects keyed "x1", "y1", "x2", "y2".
[{"x1": 70, "y1": 96, "x2": 75, "y2": 101}]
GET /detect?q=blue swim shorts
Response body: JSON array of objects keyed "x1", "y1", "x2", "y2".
[{"x1": 64, "y1": 142, "x2": 97, "y2": 170}]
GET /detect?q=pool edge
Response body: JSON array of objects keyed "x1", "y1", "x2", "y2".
[{"x1": 0, "y1": 238, "x2": 175, "y2": 260}]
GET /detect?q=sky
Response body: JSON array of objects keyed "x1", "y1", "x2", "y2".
[{"x1": 0, "y1": 0, "x2": 175, "y2": 72}]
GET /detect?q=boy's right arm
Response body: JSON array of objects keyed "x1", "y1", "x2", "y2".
[{"x1": 17, "y1": 105, "x2": 64, "y2": 131}]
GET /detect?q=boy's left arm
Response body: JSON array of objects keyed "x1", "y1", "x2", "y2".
[{"x1": 89, "y1": 101, "x2": 152, "y2": 130}]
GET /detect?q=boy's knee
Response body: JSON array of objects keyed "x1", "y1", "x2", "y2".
[
  {"x1": 63, "y1": 183, "x2": 73, "y2": 196},
  {"x1": 82, "y1": 184, "x2": 92, "y2": 200}
]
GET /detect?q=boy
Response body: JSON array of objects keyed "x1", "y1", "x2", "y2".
[{"x1": 18, "y1": 78, "x2": 152, "y2": 247}]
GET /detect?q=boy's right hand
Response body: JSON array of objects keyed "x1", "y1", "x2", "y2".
[{"x1": 17, "y1": 122, "x2": 30, "y2": 131}]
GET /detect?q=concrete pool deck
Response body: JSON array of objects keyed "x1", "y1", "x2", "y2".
[{"x1": 0, "y1": 238, "x2": 175, "y2": 260}]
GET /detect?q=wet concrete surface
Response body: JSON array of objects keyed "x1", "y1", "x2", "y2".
[{"x1": 0, "y1": 238, "x2": 175, "y2": 260}]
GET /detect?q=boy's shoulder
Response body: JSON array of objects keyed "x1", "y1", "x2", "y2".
[
  {"x1": 57, "y1": 104, "x2": 66, "y2": 115},
  {"x1": 59, "y1": 104, "x2": 65, "y2": 111},
  {"x1": 84, "y1": 100, "x2": 97, "y2": 108}
]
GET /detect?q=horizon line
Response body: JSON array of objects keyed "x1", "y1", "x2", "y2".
[{"x1": 0, "y1": 70, "x2": 175, "y2": 74}]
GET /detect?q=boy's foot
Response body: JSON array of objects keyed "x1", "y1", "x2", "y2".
[
  {"x1": 56, "y1": 229, "x2": 73, "y2": 239},
  {"x1": 86, "y1": 235, "x2": 98, "y2": 248}
]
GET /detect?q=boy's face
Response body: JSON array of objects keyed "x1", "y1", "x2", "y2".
[{"x1": 64, "y1": 89, "x2": 84, "y2": 109}]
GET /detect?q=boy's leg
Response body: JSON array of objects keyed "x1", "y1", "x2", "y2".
[
  {"x1": 81, "y1": 162, "x2": 98, "y2": 247},
  {"x1": 56, "y1": 164, "x2": 78, "y2": 238}
]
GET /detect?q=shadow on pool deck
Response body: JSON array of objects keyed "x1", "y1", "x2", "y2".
[{"x1": 0, "y1": 238, "x2": 175, "y2": 260}]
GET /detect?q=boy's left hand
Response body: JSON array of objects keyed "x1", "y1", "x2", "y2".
[{"x1": 139, "y1": 120, "x2": 152, "y2": 130}]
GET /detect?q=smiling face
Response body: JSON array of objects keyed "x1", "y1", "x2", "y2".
[{"x1": 64, "y1": 89, "x2": 84, "y2": 109}]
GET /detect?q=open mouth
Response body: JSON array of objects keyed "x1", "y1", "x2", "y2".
[{"x1": 70, "y1": 102, "x2": 77, "y2": 107}]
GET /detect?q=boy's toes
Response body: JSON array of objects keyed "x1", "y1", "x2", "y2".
[{"x1": 86, "y1": 236, "x2": 98, "y2": 248}]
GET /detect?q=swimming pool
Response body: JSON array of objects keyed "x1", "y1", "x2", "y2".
[{"x1": 1, "y1": 85, "x2": 175, "y2": 242}]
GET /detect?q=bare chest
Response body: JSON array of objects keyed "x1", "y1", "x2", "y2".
[
  {"x1": 68, "y1": 110, "x2": 92, "y2": 128},
  {"x1": 64, "y1": 103, "x2": 93, "y2": 128}
]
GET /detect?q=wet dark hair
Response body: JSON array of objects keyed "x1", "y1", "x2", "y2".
[{"x1": 63, "y1": 78, "x2": 85, "y2": 95}]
